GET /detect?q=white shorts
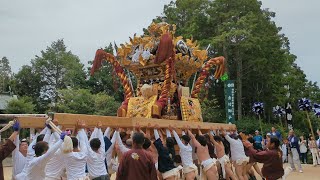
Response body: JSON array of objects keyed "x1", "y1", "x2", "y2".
[
  {"x1": 182, "y1": 164, "x2": 198, "y2": 174},
  {"x1": 235, "y1": 157, "x2": 249, "y2": 165},
  {"x1": 162, "y1": 165, "x2": 183, "y2": 179},
  {"x1": 201, "y1": 158, "x2": 217, "y2": 171}
]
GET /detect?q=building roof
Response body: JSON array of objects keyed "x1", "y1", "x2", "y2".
[{"x1": 0, "y1": 93, "x2": 17, "y2": 110}]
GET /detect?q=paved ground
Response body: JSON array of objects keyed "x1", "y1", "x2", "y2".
[{"x1": 3, "y1": 158, "x2": 320, "y2": 180}]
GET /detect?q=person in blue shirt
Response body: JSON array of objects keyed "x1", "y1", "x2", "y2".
[
  {"x1": 270, "y1": 127, "x2": 282, "y2": 142},
  {"x1": 288, "y1": 130, "x2": 303, "y2": 173},
  {"x1": 253, "y1": 130, "x2": 263, "y2": 150}
]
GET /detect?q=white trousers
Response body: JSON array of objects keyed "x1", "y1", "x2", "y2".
[
  {"x1": 311, "y1": 148, "x2": 320, "y2": 165},
  {"x1": 288, "y1": 148, "x2": 302, "y2": 170}
]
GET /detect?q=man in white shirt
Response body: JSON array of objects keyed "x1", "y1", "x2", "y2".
[
  {"x1": 25, "y1": 132, "x2": 66, "y2": 180},
  {"x1": 15, "y1": 126, "x2": 51, "y2": 180},
  {"x1": 12, "y1": 136, "x2": 28, "y2": 178},
  {"x1": 168, "y1": 126, "x2": 197, "y2": 180},
  {"x1": 222, "y1": 130, "x2": 249, "y2": 180},
  {"x1": 82, "y1": 123, "x2": 109, "y2": 180},
  {"x1": 45, "y1": 131, "x2": 66, "y2": 180},
  {"x1": 64, "y1": 126, "x2": 88, "y2": 180}
]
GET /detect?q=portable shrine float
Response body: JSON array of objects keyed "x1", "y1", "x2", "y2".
[{"x1": 1, "y1": 21, "x2": 235, "y2": 132}]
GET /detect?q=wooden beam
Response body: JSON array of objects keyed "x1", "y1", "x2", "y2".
[{"x1": 17, "y1": 113, "x2": 236, "y2": 131}]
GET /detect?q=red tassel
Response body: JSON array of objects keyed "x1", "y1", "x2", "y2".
[{"x1": 154, "y1": 33, "x2": 174, "y2": 64}]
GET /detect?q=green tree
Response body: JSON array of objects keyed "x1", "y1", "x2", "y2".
[
  {"x1": 27, "y1": 39, "x2": 86, "y2": 112},
  {"x1": 162, "y1": 0, "x2": 306, "y2": 123},
  {"x1": 94, "y1": 93, "x2": 120, "y2": 116},
  {"x1": 201, "y1": 98, "x2": 224, "y2": 123},
  {"x1": 57, "y1": 88, "x2": 95, "y2": 114},
  {"x1": 0, "y1": 56, "x2": 12, "y2": 92},
  {"x1": 5, "y1": 96, "x2": 35, "y2": 114},
  {"x1": 12, "y1": 65, "x2": 42, "y2": 102},
  {"x1": 57, "y1": 88, "x2": 120, "y2": 116}
]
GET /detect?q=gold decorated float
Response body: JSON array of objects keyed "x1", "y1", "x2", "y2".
[{"x1": 4, "y1": 20, "x2": 234, "y2": 131}]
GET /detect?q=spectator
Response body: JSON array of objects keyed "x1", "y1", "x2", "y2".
[
  {"x1": 299, "y1": 136, "x2": 308, "y2": 164},
  {"x1": 281, "y1": 139, "x2": 288, "y2": 163},
  {"x1": 262, "y1": 133, "x2": 271, "y2": 150},
  {"x1": 270, "y1": 127, "x2": 282, "y2": 142},
  {"x1": 253, "y1": 130, "x2": 263, "y2": 150},
  {"x1": 309, "y1": 136, "x2": 320, "y2": 166},
  {"x1": 317, "y1": 129, "x2": 320, "y2": 149},
  {"x1": 288, "y1": 130, "x2": 303, "y2": 173}
]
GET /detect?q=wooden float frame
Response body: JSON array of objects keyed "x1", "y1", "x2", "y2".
[{"x1": 16, "y1": 113, "x2": 236, "y2": 131}]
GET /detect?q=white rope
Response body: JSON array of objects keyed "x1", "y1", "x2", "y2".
[
  {"x1": 0, "y1": 121, "x2": 15, "y2": 133},
  {"x1": 46, "y1": 118, "x2": 62, "y2": 135}
]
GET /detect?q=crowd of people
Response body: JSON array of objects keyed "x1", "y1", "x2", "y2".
[
  {"x1": 252, "y1": 127, "x2": 320, "y2": 169},
  {"x1": 0, "y1": 120, "x2": 319, "y2": 180}
]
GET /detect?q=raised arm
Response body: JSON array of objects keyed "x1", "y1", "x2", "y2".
[
  {"x1": 166, "y1": 129, "x2": 172, "y2": 138},
  {"x1": 154, "y1": 128, "x2": 160, "y2": 141},
  {"x1": 43, "y1": 127, "x2": 52, "y2": 143},
  {"x1": 187, "y1": 130, "x2": 201, "y2": 148},
  {"x1": 197, "y1": 126, "x2": 203, "y2": 135},
  {"x1": 104, "y1": 127, "x2": 111, "y2": 139},
  {"x1": 153, "y1": 128, "x2": 165, "y2": 152},
  {"x1": 97, "y1": 128, "x2": 105, "y2": 153},
  {"x1": 172, "y1": 130, "x2": 185, "y2": 149},
  {"x1": 208, "y1": 132, "x2": 219, "y2": 146},
  {"x1": 8, "y1": 122, "x2": 20, "y2": 162},
  {"x1": 106, "y1": 130, "x2": 117, "y2": 154},
  {"x1": 116, "y1": 131, "x2": 130, "y2": 154},
  {"x1": 12, "y1": 133, "x2": 20, "y2": 157},
  {"x1": 77, "y1": 129, "x2": 89, "y2": 154},
  {"x1": 48, "y1": 132, "x2": 60, "y2": 147},
  {"x1": 222, "y1": 129, "x2": 236, "y2": 145},
  {"x1": 89, "y1": 127, "x2": 99, "y2": 142}
]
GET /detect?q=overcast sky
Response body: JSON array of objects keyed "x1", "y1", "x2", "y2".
[{"x1": 1, "y1": 0, "x2": 319, "y2": 84}]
